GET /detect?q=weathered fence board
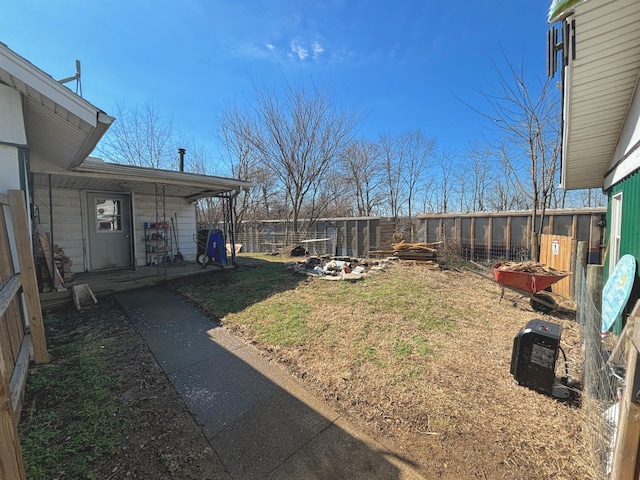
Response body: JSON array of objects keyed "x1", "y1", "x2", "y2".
[
  {"x1": 8, "y1": 190, "x2": 48, "y2": 363},
  {"x1": 0, "y1": 189, "x2": 50, "y2": 480},
  {"x1": 539, "y1": 234, "x2": 573, "y2": 298},
  {"x1": 609, "y1": 301, "x2": 640, "y2": 479},
  {"x1": 237, "y1": 209, "x2": 605, "y2": 265}
]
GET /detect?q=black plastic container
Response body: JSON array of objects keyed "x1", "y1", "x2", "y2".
[{"x1": 510, "y1": 319, "x2": 562, "y2": 396}]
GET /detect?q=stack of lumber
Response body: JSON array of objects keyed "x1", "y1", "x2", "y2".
[
  {"x1": 391, "y1": 241, "x2": 438, "y2": 262},
  {"x1": 495, "y1": 261, "x2": 565, "y2": 276}
]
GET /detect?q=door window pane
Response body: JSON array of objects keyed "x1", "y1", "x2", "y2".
[{"x1": 96, "y1": 199, "x2": 122, "y2": 232}]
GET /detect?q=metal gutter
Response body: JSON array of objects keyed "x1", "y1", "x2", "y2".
[{"x1": 73, "y1": 159, "x2": 254, "y2": 191}]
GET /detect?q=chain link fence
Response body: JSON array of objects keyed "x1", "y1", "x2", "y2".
[{"x1": 435, "y1": 238, "x2": 532, "y2": 269}]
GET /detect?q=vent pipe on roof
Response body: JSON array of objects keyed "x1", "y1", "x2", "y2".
[{"x1": 178, "y1": 148, "x2": 186, "y2": 172}]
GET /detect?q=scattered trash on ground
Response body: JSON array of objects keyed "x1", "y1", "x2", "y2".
[{"x1": 284, "y1": 255, "x2": 394, "y2": 280}]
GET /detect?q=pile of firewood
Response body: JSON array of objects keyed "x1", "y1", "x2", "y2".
[
  {"x1": 391, "y1": 241, "x2": 439, "y2": 262},
  {"x1": 495, "y1": 261, "x2": 566, "y2": 276}
]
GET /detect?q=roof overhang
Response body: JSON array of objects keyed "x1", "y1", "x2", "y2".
[
  {"x1": 31, "y1": 158, "x2": 254, "y2": 201},
  {"x1": 0, "y1": 42, "x2": 114, "y2": 170},
  {"x1": 559, "y1": 0, "x2": 640, "y2": 190}
]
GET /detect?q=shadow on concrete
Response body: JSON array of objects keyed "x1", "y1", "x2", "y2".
[{"x1": 115, "y1": 286, "x2": 423, "y2": 480}]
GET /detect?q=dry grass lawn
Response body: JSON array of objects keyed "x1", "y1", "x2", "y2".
[{"x1": 173, "y1": 255, "x2": 593, "y2": 480}]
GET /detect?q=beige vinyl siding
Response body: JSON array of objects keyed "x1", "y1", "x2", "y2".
[
  {"x1": 34, "y1": 187, "x2": 198, "y2": 272},
  {"x1": 33, "y1": 186, "x2": 85, "y2": 273},
  {"x1": 132, "y1": 194, "x2": 197, "y2": 266}
]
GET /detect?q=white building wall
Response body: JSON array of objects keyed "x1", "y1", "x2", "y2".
[
  {"x1": 33, "y1": 186, "x2": 85, "y2": 273},
  {"x1": 605, "y1": 78, "x2": 640, "y2": 188},
  {"x1": 32, "y1": 187, "x2": 198, "y2": 272},
  {"x1": 133, "y1": 194, "x2": 197, "y2": 266}
]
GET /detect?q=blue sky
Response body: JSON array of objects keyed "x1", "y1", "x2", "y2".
[{"x1": 1, "y1": 1, "x2": 553, "y2": 174}]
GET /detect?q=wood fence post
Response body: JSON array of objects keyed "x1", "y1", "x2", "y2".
[
  {"x1": 0, "y1": 193, "x2": 27, "y2": 480},
  {"x1": 585, "y1": 264, "x2": 603, "y2": 398},
  {"x1": 0, "y1": 376, "x2": 26, "y2": 480},
  {"x1": 8, "y1": 190, "x2": 48, "y2": 363},
  {"x1": 576, "y1": 241, "x2": 587, "y2": 325},
  {"x1": 610, "y1": 302, "x2": 640, "y2": 479}
]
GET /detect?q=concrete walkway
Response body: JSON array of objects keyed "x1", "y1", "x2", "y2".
[{"x1": 115, "y1": 287, "x2": 424, "y2": 480}]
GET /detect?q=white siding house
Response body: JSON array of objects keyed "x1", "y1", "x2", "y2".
[{"x1": 1, "y1": 43, "x2": 252, "y2": 279}]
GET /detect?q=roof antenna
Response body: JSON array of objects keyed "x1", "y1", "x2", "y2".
[{"x1": 57, "y1": 60, "x2": 82, "y2": 96}]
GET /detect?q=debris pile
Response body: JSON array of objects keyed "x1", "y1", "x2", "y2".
[
  {"x1": 284, "y1": 255, "x2": 391, "y2": 281},
  {"x1": 495, "y1": 261, "x2": 566, "y2": 276},
  {"x1": 369, "y1": 241, "x2": 440, "y2": 267},
  {"x1": 391, "y1": 241, "x2": 439, "y2": 267}
]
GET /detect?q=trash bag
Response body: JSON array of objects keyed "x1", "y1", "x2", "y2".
[{"x1": 290, "y1": 245, "x2": 307, "y2": 257}]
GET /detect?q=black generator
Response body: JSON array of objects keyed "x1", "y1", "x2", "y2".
[{"x1": 510, "y1": 319, "x2": 562, "y2": 396}]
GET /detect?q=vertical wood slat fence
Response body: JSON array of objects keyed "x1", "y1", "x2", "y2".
[
  {"x1": 0, "y1": 190, "x2": 49, "y2": 480},
  {"x1": 539, "y1": 233, "x2": 574, "y2": 298}
]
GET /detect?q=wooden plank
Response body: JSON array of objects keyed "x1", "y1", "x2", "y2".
[
  {"x1": 8, "y1": 190, "x2": 48, "y2": 363},
  {"x1": 0, "y1": 206, "x2": 15, "y2": 280},
  {"x1": 539, "y1": 234, "x2": 572, "y2": 298},
  {"x1": 0, "y1": 403, "x2": 26, "y2": 479},
  {"x1": 0, "y1": 275, "x2": 21, "y2": 319},
  {"x1": 0, "y1": 206, "x2": 23, "y2": 362},
  {"x1": 9, "y1": 334, "x2": 31, "y2": 419},
  {"x1": 5, "y1": 300, "x2": 23, "y2": 363},
  {"x1": 610, "y1": 301, "x2": 640, "y2": 479},
  {"x1": 0, "y1": 345, "x2": 25, "y2": 480},
  {"x1": 72, "y1": 284, "x2": 97, "y2": 310},
  {"x1": 0, "y1": 313, "x2": 13, "y2": 381},
  {"x1": 36, "y1": 228, "x2": 64, "y2": 291}
]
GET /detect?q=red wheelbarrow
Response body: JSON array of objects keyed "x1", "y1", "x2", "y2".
[{"x1": 492, "y1": 262, "x2": 571, "y2": 313}]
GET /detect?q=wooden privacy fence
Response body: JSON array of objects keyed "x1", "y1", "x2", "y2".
[
  {"x1": 539, "y1": 234, "x2": 573, "y2": 298},
  {"x1": 237, "y1": 209, "x2": 606, "y2": 264},
  {"x1": 0, "y1": 190, "x2": 49, "y2": 480}
]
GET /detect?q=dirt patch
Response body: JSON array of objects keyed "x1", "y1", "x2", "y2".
[{"x1": 21, "y1": 297, "x2": 230, "y2": 480}]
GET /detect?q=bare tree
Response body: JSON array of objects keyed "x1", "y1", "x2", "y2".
[
  {"x1": 227, "y1": 80, "x2": 361, "y2": 233},
  {"x1": 485, "y1": 145, "x2": 530, "y2": 211},
  {"x1": 580, "y1": 188, "x2": 607, "y2": 208},
  {"x1": 217, "y1": 106, "x2": 275, "y2": 231},
  {"x1": 400, "y1": 130, "x2": 436, "y2": 218},
  {"x1": 339, "y1": 139, "x2": 384, "y2": 216},
  {"x1": 97, "y1": 100, "x2": 176, "y2": 169},
  {"x1": 475, "y1": 55, "x2": 561, "y2": 260},
  {"x1": 419, "y1": 176, "x2": 438, "y2": 214},
  {"x1": 463, "y1": 144, "x2": 491, "y2": 212},
  {"x1": 380, "y1": 133, "x2": 405, "y2": 220},
  {"x1": 303, "y1": 167, "x2": 353, "y2": 218},
  {"x1": 436, "y1": 149, "x2": 456, "y2": 213}
]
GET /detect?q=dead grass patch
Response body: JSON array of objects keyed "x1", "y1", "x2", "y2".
[{"x1": 174, "y1": 256, "x2": 592, "y2": 479}]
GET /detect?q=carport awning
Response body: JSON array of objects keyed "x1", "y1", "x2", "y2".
[{"x1": 31, "y1": 158, "x2": 254, "y2": 201}]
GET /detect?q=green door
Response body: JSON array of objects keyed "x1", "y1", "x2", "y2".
[{"x1": 87, "y1": 192, "x2": 132, "y2": 270}]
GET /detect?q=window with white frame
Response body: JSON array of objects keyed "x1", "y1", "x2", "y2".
[{"x1": 609, "y1": 192, "x2": 623, "y2": 276}]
